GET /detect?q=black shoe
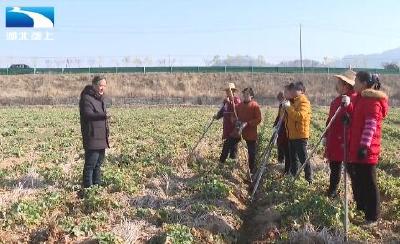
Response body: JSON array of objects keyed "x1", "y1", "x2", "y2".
[
  {"x1": 326, "y1": 190, "x2": 337, "y2": 199},
  {"x1": 76, "y1": 188, "x2": 87, "y2": 199},
  {"x1": 251, "y1": 173, "x2": 258, "y2": 183},
  {"x1": 363, "y1": 220, "x2": 378, "y2": 227},
  {"x1": 279, "y1": 171, "x2": 290, "y2": 179},
  {"x1": 77, "y1": 189, "x2": 85, "y2": 199},
  {"x1": 356, "y1": 205, "x2": 366, "y2": 212},
  {"x1": 248, "y1": 184, "x2": 254, "y2": 193}
]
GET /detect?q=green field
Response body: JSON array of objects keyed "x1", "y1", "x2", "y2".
[{"x1": 0, "y1": 106, "x2": 399, "y2": 243}]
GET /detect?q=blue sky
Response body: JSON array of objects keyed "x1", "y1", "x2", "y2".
[{"x1": 1, "y1": 0, "x2": 399, "y2": 65}]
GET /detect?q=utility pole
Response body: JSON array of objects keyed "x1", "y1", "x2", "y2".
[{"x1": 300, "y1": 24, "x2": 304, "y2": 73}]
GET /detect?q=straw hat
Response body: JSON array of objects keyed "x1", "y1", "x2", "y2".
[
  {"x1": 223, "y1": 82, "x2": 238, "y2": 92},
  {"x1": 334, "y1": 70, "x2": 356, "y2": 86}
]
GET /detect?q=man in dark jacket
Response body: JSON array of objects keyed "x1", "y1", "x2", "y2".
[{"x1": 79, "y1": 75, "x2": 110, "y2": 190}]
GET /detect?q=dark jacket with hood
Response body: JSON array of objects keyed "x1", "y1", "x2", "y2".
[{"x1": 79, "y1": 85, "x2": 110, "y2": 150}]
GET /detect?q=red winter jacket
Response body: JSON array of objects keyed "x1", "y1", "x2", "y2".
[
  {"x1": 325, "y1": 91, "x2": 357, "y2": 162},
  {"x1": 348, "y1": 89, "x2": 389, "y2": 164},
  {"x1": 236, "y1": 100, "x2": 262, "y2": 141},
  {"x1": 216, "y1": 96, "x2": 241, "y2": 139}
]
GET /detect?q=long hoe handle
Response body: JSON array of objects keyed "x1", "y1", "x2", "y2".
[
  {"x1": 188, "y1": 117, "x2": 215, "y2": 159},
  {"x1": 294, "y1": 106, "x2": 342, "y2": 179},
  {"x1": 250, "y1": 113, "x2": 285, "y2": 201}
]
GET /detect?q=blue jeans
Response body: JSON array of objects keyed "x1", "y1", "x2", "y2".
[{"x1": 82, "y1": 149, "x2": 105, "y2": 188}]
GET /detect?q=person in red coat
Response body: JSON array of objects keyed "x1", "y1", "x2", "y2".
[
  {"x1": 215, "y1": 83, "x2": 241, "y2": 163},
  {"x1": 347, "y1": 71, "x2": 389, "y2": 224},
  {"x1": 236, "y1": 87, "x2": 262, "y2": 174},
  {"x1": 324, "y1": 70, "x2": 357, "y2": 198}
]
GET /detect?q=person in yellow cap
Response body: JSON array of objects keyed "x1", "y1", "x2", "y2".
[
  {"x1": 214, "y1": 83, "x2": 241, "y2": 164},
  {"x1": 324, "y1": 70, "x2": 357, "y2": 198}
]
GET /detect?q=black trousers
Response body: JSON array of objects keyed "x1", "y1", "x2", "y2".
[
  {"x1": 83, "y1": 149, "x2": 105, "y2": 188},
  {"x1": 220, "y1": 137, "x2": 240, "y2": 163},
  {"x1": 328, "y1": 161, "x2": 342, "y2": 193},
  {"x1": 289, "y1": 139, "x2": 312, "y2": 181},
  {"x1": 246, "y1": 140, "x2": 257, "y2": 174},
  {"x1": 347, "y1": 163, "x2": 380, "y2": 221},
  {"x1": 220, "y1": 138, "x2": 257, "y2": 174},
  {"x1": 278, "y1": 143, "x2": 291, "y2": 174}
]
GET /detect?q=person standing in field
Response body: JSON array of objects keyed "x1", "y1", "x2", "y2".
[
  {"x1": 274, "y1": 86, "x2": 291, "y2": 176},
  {"x1": 347, "y1": 71, "x2": 388, "y2": 224},
  {"x1": 282, "y1": 82, "x2": 313, "y2": 183},
  {"x1": 235, "y1": 87, "x2": 262, "y2": 175},
  {"x1": 323, "y1": 70, "x2": 357, "y2": 198},
  {"x1": 215, "y1": 83, "x2": 241, "y2": 164},
  {"x1": 79, "y1": 75, "x2": 110, "y2": 193}
]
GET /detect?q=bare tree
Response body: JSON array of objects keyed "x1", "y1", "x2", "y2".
[
  {"x1": 87, "y1": 58, "x2": 96, "y2": 68},
  {"x1": 257, "y1": 55, "x2": 267, "y2": 66},
  {"x1": 203, "y1": 58, "x2": 213, "y2": 66},
  {"x1": 143, "y1": 57, "x2": 152, "y2": 66},
  {"x1": 75, "y1": 58, "x2": 81, "y2": 68},
  {"x1": 97, "y1": 56, "x2": 103, "y2": 67},
  {"x1": 133, "y1": 57, "x2": 142, "y2": 67},
  {"x1": 383, "y1": 62, "x2": 400, "y2": 71},
  {"x1": 168, "y1": 57, "x2": 176, "y2": 67},
  {"x1": 123, "y1": 56, "x2": 132, "y2": 67},
  {"x1": 31, "y1": 57, "x2": 38, "y2": 68},
  {"x1": 158, "y1": 58, "x2": 167, "y2": 66},
  {"x1": 45, "y1": 59, "x2": 52, "y2": 68}
]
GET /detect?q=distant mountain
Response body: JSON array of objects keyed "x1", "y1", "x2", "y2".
[
  {"x1": 276, "y1": 59, "x2": 324, "y2": 67},
  {"x1": 334, "y1": 47, "x2": 400, "y2": 68},
  {"x1": 209, "y1": 48, "x2": 400, "y2": 68},
  {"x1": 210, "y1": 55, "x2": 273, "y2": 66}
]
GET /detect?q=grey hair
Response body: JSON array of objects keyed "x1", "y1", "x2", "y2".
[{"x1": 92, "y1": 75, "x2": 106, "y2": 85}]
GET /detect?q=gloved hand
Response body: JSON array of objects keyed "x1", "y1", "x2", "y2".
[
  {"x1": 238, "y1": 122, "x2": 248, "y2": 134},
  {"x1": 282, "y1": 100, "x2": 291, "y2": 109},
  {"x1": 342, "y1": 113, "x2": 350, "y2": 125},
  {"x1": 223, "y1": 97, "x2": 231, "y2": 103},
  {"x1": 341, "y1": 95, "x2": 350, "y2": 107},
  {"x1": 357, "y1": 147, "x2": 368, "y2": 160},
  {"x1": 322, "y1": 137, "x2": 326, "y2": 147}
]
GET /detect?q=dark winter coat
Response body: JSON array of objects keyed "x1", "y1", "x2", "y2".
[
  {"x1": 79, "y1": 85, "x2": 110, "y2": 150},
  {"x1": 274, "y1": 104, "x2": 288, "y2": 146}
]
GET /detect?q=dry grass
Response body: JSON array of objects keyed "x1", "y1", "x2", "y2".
[
  {"x1": 112, "y1": 219, "x2": 152, "y2": 243},
  {"x1": 288, "y1": 226, "x2": 345, "y2": 244},
  {"x1": 1, "y1": 73, "x2": 399, "y2": 106}
]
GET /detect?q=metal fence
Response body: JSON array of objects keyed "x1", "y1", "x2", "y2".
[{"x1": 0, "y1": 66, "x2": 399, "y2": 75}]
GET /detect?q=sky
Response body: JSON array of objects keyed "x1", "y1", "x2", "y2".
[{"x1": 0, "y1": 0, "x2": 399, "y2": 66}]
